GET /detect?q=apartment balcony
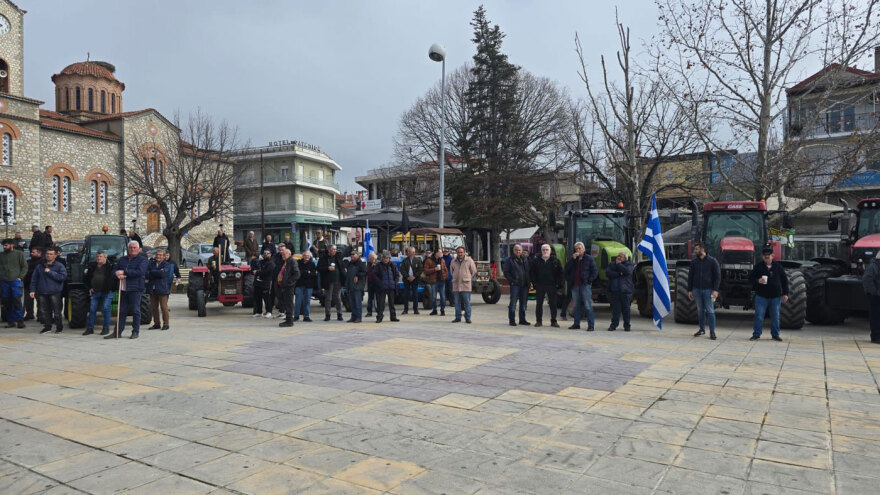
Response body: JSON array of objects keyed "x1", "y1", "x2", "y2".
[
  {"x1": 236, "y1": 202, "x2": 338, "y2": 216},
  {"x1": 235, "y1": 174, "x2": 340, "y2": 192},
  {"x1": 787, "y1": 111, "x2": 880, "y2": 140}
]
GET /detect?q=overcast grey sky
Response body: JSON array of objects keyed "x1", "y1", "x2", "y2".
[{"x1": 21, "y1": 0, "x2": 661, "y2": 191}]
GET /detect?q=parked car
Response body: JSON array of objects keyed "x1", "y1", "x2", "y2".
[
  {"x1": 57, "y1": 240, "x2": 84, "y2": 257},
  {"x1": 185, "y1": 243, "x2": 242, "y2": 266}
]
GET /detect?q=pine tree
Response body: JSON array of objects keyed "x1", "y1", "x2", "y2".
[{"x1": 451, "y1": 6, "x2": 539, "y2": 264}]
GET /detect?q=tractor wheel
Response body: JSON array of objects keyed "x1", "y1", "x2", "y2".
[
  {"x1": 481, "y1": 280, "x2": 502, "y2": 304},
  {"x1": 140, "y1": 293, "x2": 152, "y2": 326},
  {"x1": 636, "y1": 265, "x2": 654, "y2": 318},
  {"x1": 196, "y1": 289, "x2": 207, "y2": 317},
  {"x1": 67, "y1": 288, "x2": 89, "y2": 329},
  {"x1": 188, "y1": 274, "x2": 204, "y2": 310},
  {"x1": 780, "y1": 269, "x2": 807, "y2": 330},
  {"x1": 242, "y1": 273, "x2": 254, "y2": 308},
  {"x1": 673, "y1": 265, "x2": 698, "y2": 324},
  {"x1": 803, "y1": 265, "x2": 846, "y2": 325}
]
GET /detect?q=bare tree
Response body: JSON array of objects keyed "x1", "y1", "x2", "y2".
[
  {"x1": 571, "y1": 19, "x2": 705, "y2": 241},
  {"x1": 124, "y1": 109, "x2": 243, "y2": 265},
  {"x1": 655, "y1": 0, "x2": 880, "y2": 213}
]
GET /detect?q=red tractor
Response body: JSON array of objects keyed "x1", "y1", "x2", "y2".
[
  {"x1": 673, "y1": 201, "x2": 807, "y2": 329},
  {"x1": 187, "y1": 263, "x2": 251, "y2": 317},
  {"x1": 804, "y1": 198, "x2": 880, "y2": 324}
]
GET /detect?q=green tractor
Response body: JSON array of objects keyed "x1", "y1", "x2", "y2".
[
  {"x1": 65, "y1": 234, "x2": 151, "y2": 329},
  {"x1": 559, "y1": 209, "x2": 638, "y2": 306}
]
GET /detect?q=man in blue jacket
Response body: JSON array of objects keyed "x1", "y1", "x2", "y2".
[
  {"x1": 687, "y1": 241, "x2": 721, "y2": 340},
  {"x1": 606, "y1": 252, "x2": 634, "y2": 331},
  {"x1": 565, "y1": 242, "x2": 598, "y2": 331},
  {"x1": 106, "y1": 241, "x2": 147, "y2": 339},
  {"x1": 29, "y1": 247, "x2": 67, "y2": 334},
  {"x1": 502, "y1": 244, "x2": 531, "y2": 327}
]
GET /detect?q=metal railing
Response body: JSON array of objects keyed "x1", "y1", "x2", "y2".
[
  {"x1": 236, "y1": 173, "x2": 339, "y2": 190},
  {"x1": 237, "y1": 202, "x2": 337, "y2": 215},
  {"x1": 788, "y1": 111, "x2": 880, "y2": 139}
]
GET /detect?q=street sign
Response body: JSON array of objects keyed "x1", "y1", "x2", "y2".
[{"x1": 362, "y1": 199, "x2": 382, "y2": 211}]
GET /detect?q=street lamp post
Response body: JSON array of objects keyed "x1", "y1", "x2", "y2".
[{"x1": 429, "y1": 43, "x2": 446, "y2": 229}]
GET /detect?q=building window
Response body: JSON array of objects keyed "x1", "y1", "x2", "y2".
[
  {"x1": 100, "y1": 181, "x2": 107, "y2": 214},
  {"x1": 2, "y1": 133, "x2": 10, "y2": 166},
  {"x1": 100, "y1": 90, "x2": 106, "y2": 113},
  {"x1": 319, "y1": 196, "x2": 325, "y2": 209},
  {"x1": 0, "y1": 59, "x2": 8, "y2": 94},
  {"x1": 111, "y1": 94, "x2": 115, "y2": 113},
  {"x1": 91, "y1": 181, "x2": 97, "y2": 213},
  {"x1": 280, "y1": 166, "x2": 289, "y2": 179},
  {"x1": 52, "y1": 176, "x2": 59, "y2": 210},
  {"x1": 298, "y1": 164, "x2": 304, "y2": 176},
  {"x1": 52, "y1": 175, "x2": 70, "y2": 212},
  {"x1": 88, "y1": 88, "x2": 94, "y2": 111},
  {"x1": 319, "y1": 170, "x2": 324, "y2": 181},
  {"x1": 298, "y1": 193, "x2": 303, "y2": 205},
  {"x1": 62, "y1": 176, "x2": 70, "y2": 212},
  {"x1": 75, "y1": 88, "x2": 81, "y2": 110},
  {"x1": 65, "y1": 88, "x2": 70, "y2": 110},
  {"x1": 0, "y1": 186, "x2": 13, "y2": 225}
]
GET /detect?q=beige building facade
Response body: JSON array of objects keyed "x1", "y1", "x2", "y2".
[{"x1": 0, "y1": 0, "x2": 227, "y2": 245}]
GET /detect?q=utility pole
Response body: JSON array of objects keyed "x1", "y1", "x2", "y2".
[{"x1": 259, "y1": 150, "x2": 265, "y2": 237}]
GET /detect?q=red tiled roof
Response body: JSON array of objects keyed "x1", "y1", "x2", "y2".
[
  {"x1": 39, "y1": 109, "x2": 120, "y2": 141},
  {"x1": 52, "y1": 62, "x2": 118, "y2": 82},
  {"x1": 787, "y1": 63, "x2": 880, "y2": 94}
]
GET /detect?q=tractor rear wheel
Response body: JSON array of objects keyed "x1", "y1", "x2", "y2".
[
  {"x1": 67, "y1": 288, "x2": 89, "y2": 329},
  {"x1": 636, "y1": 266, "x2": 654, "y2": 318},
  {"x1": 140, "y1": 293, "x2": 152, "y2": 326},
  {"x1": 673, "y1": 266, "x2": 698, "y2": 324},
  {"x1": 780, "y1": 269, "x2": 807, "y2": 330},
  {"x1": 188, "y1": 274, "x2": 204, "y2": 310},
  {"x1": 803, "y1": 265, "x2": 846, "y2": 325},
  {"x1": 242, "y1": 272, "x2": 254, "y2": 308}
]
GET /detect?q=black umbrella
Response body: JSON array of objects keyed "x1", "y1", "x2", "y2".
[{"x1": 400, "y1": 205, "x2": 411, "y2": 234}]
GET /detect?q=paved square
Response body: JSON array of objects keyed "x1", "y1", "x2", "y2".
[{"x1": 0, "y1": 294, "x2": 877, "y2": 494}]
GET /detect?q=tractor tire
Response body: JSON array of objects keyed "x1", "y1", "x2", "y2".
[
  {"x1": 780, "y1": 269, "x2": 807, "y2": 330},
  {"x1": 67, "y1": 288, "x2": 89, "y2": 329},
  {"x1": 140, "y1": 293, "x2": 152, "y2": 326},
  {"x1": 482, "y1": 280, "x2": 502, "y2": 304},
  {"x1": 188, "y1": 274, "x2": 204, "y2": 310},
  {"x1": 196, "y1": 289, "x2": 207, "y2": 317},
  {"x1": 673, "y1": 265, "x2": 698, "y2": 324},
  {"x1": 803, "y1": 265, "x2": 846, "y2": 325},
  {"x1": 242, "y1": 273, "x2": 254, "y2": 308},
  {"x1": 636, "y1": 265, "x2": 654, "y2": 318}
]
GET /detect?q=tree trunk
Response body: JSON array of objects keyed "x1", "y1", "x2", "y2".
[{"x1": 165, "y1": 231, "x2": 183, "y2": 267}]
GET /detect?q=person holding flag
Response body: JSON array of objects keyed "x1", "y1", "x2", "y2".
[
  {"x1": 364, "y1": 220, "x2": 374, "y2": 261},
  {"x1": 637, "y1": 194, "x2": 671, "y2": 330}
]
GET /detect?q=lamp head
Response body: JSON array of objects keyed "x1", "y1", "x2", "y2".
[{"x1": 428, "y1": 43, "x2": 446, "y2": 62}]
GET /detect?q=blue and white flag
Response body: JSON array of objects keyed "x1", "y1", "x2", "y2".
[
  {"x1": 306, "y1": 231, "x2": 312, "y2": 252},
  {"x1": 638, "y1": 194, "x2": 671, "y2": 330},
  {"x1": 364, "y1": 220, "x2": 375, "y2": 260}
]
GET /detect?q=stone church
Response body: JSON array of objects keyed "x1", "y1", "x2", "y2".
[{"x1": 0, "y1": 0, "x2": 229, "y2": 245}]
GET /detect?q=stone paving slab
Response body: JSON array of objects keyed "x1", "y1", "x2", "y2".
[{"x1": 0, "y1": 295, "x2": 878, "y2": 493}]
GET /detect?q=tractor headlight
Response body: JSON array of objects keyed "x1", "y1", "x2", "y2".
[
  {"x1": 235, "y1": 272, "x2": 242, "y2": 279},
  {"x1": 220, "y1": 272, "x2": 227, "y2": 279}
]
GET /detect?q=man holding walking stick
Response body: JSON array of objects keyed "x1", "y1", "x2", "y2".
[{"x1": 105, "y1": 241, "x2": 147, "y2": 340}]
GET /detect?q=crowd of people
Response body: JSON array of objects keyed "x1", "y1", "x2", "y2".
[{"x1": 3, "y1": 225, "x2": 880, "y2": 342}]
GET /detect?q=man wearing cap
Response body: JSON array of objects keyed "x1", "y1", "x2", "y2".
[
  {"x1": 749, "y1": 246, "x2": 789, "y2": 341},
  {"x1": 863, "y1": 250, "x2": 880, "y2": 343},
  {"x1": 105, "y1": 241, "x2": 147, "y2": 339},
  {"x1": 1, "y1": 238, "x2": 28, "y2": 328},
  {"x1": 251, "y1": 250, "x2": 275, "y2": 318},
  {"x1": 213, "y1": 227, "x2": 231, "y2": 264}
]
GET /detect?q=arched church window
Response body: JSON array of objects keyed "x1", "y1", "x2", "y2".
[
  {"x1": 100, "y1": 90, "x2": 106, "y2": 113},
  {"x1": 2, "y1": 133, "x2": 10, "y2": 166},
  {"x1": 88, "y1": 88, "x2": 93, "y2": 111},
  {"x1": 75, "y1": 88, "x2": 81, "y2": 110},
  {"x1": 0, "y1": 186, "x2": 14, "y2": 225}
]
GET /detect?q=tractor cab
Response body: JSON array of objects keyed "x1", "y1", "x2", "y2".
[
  {"x1": 701, "y1": 202, "x2": 771, "y2": 266},
  {"x1": 563, "y1": 209, "x2": 634, "y2": 303},
  {"x1": 851, "y1": 198, "x2": 880, "y2": 267}
]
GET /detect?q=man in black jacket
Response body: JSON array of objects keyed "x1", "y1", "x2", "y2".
[
  {"x1": 317, "y1": 245, "x2": 346, "y2": 321},
  {"x1": 749, "y1": 246, "x2": 789, "y2": 341},
  {"x1": 84, "y1": 250, "x2": 116, "y2": 336},
  {"x1": 687, "y1": 241, "x2": 722, "y2": 340},
  {"x1": 565, "y1": 242, "x2": 598, "y2": 331},
  {"x1": 22, "y1": 246, "x2": 41, "y2": 320},
  {"x1": 213, "y1": 228, "x2": 231, "y2": 264},
  {"x1": 530, "y1": 244, "x2": 563, "y2": 328},
  {"x1": 606, "y1": 252, "x2": 634, "y2": 332},
  {"x1": 295, "y1": 251, "x2": 318, "y2": 322},
  {"x1": 276, "y1": 245, "x2": 300, "y2": 327},
  {"x1": 251, "y1": 250, "x2": 275, "y2": 318},
  {"x1": 29, "y1": 225, "x2": 44, "y2": 254},
  {"x1": 502, "y1": 244, "x2": 530, "y2": 327}
]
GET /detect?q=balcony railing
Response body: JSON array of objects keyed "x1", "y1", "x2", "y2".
[
  {"x1": 236, "y1": 174, "x2": 340, "y2": 190},
  {"x1": 237, "y1": 202, "x2": 337, "y2": 215},
  {"x1": 788, "y1": 111, "x2": 880, "y2": 139}
]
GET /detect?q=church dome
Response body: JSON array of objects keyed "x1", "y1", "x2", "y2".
[{"x1": 51, "y1": 61, "x2": 125, "y2": 116}]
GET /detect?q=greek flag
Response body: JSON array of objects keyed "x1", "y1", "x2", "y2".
[
  {"x1": 638, "y1": 194, "x2": 671, "y2": 329},
  {"x1": 364, "y1": 220, "x2": 375, "y2": 260},
  {"x1": 306, "y1": 232, "x2": 312, "y2": 252}
]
